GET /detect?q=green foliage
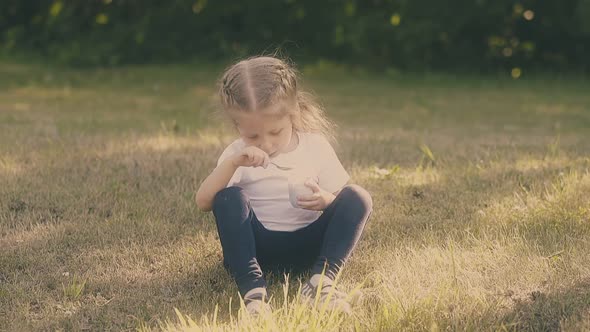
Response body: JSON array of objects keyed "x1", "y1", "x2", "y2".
[
  {"x1": 419, "y1": 144, "x2": 436, "y2": 168},
  {"x1": 1, "y1": 1, "x2": 589, "y2": 70},
  {"x1": 62, "y1": 274, "x2": 87, "y2": 300}
]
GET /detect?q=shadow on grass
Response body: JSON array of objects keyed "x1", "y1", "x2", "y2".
[
  {"x1": 358, "y1": 151, "x2": 590, "y2": 249},
  {"x1": 496, "y1": 279, "x2": 590, "y2": 331}
]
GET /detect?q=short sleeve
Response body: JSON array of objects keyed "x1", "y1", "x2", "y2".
[
  {"x1": 216, "y1": 141, "x2": 243, "y2": 187},
  {"x1": 312, "y1": 134, "x2": 350, "y2": 193}
]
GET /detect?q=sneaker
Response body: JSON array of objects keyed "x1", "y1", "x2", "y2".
[
  {"x1": 300, "y1": 275, "x2": 360, "y2": 314},
  {"x1": 243, "y1": 287, "x2": 272, "y2": 317}
]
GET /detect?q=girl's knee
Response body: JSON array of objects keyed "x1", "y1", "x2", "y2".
[
  {"x1": 212, "y1": 186, "x2": 253, "y2": 230},
  {"x1": 340, "y1": 184, "x2": 373, "y2": 211},
  {"x1": 213, "y1": 186, "x2": 248, "y2": 211}
]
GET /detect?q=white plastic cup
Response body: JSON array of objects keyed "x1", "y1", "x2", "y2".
[{"x1": 288, "y1": 174, "x2": 315, "y2": 208}]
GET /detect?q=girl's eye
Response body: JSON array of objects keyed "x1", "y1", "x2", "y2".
[
  {"x1": 271, "y1": 129, "x2": 283, "y2": 136},
  {"x1": 247, "y1": 135, "x2": 258, "y2": 139}
]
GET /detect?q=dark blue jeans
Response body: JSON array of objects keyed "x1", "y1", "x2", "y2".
[{"x1": 212, "y1": 185, "x2": 373, "y2": 296}]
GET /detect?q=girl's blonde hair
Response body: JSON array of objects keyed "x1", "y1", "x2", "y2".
[{"x1": 218, "y1": 56, "x2": 335, "y2": 141}]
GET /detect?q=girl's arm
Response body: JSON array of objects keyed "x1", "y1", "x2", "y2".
[
  {"x1": 195, "y1": 146, "x2": 270, "y2": 212},
  {"x1": 195, "y1": 158, "x2": 239, "y2": 212}
]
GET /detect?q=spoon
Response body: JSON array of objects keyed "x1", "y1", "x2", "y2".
[{"x1": 270, "y1": 161, "x2": 293, "y2": 171}]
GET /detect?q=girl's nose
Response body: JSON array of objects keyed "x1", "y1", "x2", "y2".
[{"x1": 258, "y1": 141, "x2": 272, "y2": 153}]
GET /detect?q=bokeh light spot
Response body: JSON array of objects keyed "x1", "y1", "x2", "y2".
[
  {"x1": 96, "y1": 13, "x2": 109, "y2": 24},
  {"x1": 511, "y1": 67, "x2": 522, "y2": 79},
  {"x1": 390, "y1": 14, "x2": 401, "y2": 26}
]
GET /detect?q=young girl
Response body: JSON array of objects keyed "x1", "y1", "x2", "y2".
[{"x1": 195, "y1": 56, "x2": 372, "y2": 315}]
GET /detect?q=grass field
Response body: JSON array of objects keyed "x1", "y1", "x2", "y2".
[{"x1": 1, "y1": 60, "x2": 589, "y2": 331}]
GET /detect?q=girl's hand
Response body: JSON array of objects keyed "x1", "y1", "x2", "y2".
[
  {"x1": 297, "y1": 180, "x2": 336, "y2": 211},
  {"x1": 231, "y1": 146, "x2": 270, "y2": 168}
]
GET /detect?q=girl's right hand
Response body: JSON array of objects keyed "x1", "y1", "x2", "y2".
[{"x1": 231, "y1": 146, "x2": 270, "y2": 168}]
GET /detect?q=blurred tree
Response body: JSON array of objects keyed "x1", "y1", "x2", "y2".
[{"x1": 0, "y1": 0, "x2": 588, "y2": 72}]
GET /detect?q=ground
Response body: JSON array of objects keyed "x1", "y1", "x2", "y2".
[{"x1": 1, "y1": 60, "x2": 589, "y2": 331}]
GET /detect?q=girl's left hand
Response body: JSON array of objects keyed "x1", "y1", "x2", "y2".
[{"x1": 297, "y1": 180, "x2": 336, "y2": 211}]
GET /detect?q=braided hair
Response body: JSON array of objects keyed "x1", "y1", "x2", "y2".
[{"x1": 218, "y1": 56, "x2": 335, "y2": 141}]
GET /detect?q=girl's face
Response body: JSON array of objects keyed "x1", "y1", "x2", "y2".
[{"x1": 233, "y1": 109, "x2": 294, "y2": 158}]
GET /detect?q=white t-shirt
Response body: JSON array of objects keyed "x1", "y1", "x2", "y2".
[{"x1": 216, "y1": 132, "x2": 350, "y2": 231}]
